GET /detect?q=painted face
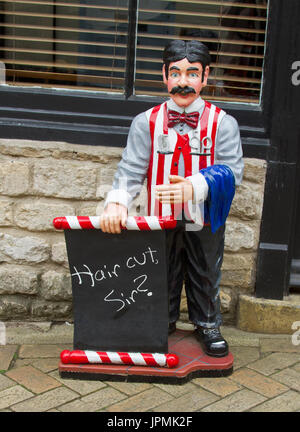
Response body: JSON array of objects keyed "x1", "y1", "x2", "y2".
[{"x1": 163, "y1": 58, "x2": 209, "y2": 108}]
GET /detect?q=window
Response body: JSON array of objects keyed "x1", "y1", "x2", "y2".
[
  {"x1": 0, "y1": 0, "x2": 268, "y2": 103},
  {"x1": 0, "y1": 0, "x2": 129, "y2": 92}
]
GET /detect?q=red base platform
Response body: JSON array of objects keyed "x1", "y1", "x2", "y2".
[{"x1": 59, "y1": 329, "x2": 233, "y2": 384}]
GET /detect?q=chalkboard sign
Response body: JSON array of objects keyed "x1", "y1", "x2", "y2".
[{"x1": 64, "y1": 229, "x2": 169, "y2": 353}]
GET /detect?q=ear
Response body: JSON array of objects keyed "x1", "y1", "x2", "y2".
[
  {"x1": 162, "y1": 64, "x2": 168, "y2": 85},
  {"x1": 202, "y1": 65, "x2": 210, "y2": 87}
]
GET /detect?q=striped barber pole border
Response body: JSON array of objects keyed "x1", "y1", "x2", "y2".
[
  {"x1": 60, "y1": 350, "x2": 179, "y2": 368},
  {"x1": 53, "y1": 216, "x2": 177, "y2": 231}
]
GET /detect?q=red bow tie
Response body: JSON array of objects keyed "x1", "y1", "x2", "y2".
[{"x1": 167, "y1": 110, "x2": 199, "y2": 129}]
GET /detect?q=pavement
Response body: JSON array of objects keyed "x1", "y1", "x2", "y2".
[{"x1": 0, "y1": 321, "x2": 300, "y2": 413}]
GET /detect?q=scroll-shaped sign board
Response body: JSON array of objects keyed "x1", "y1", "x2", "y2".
[{"x1": 53, "y1": 216, "x2": 176, "y2": 354}]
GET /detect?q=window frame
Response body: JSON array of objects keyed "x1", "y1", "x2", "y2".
[{"x1": 0, "y1": 0, "x2": 271, "y2": 159}]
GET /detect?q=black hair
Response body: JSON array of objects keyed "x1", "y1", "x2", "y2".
[{"x1": 163, "y1": 40, "x2": 211, "y2": 81}]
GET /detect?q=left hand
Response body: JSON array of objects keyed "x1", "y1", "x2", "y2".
[{"x1": 155, "y1": 175, "x2": 194, "y2": 204}]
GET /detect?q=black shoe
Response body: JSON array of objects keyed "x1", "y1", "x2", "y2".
[
  {"x1": 195, "y1": 327, "x2": 229, "y2": 357},
  {"x1": 168, "y1": 322, "x2": 176, "y2": 335}
]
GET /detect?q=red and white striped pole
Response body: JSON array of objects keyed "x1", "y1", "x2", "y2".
[
  {"x1": 53, "y1": 216, "x2": 177, "y2": 231},
  {"x1": 60, "y1": 349, "x2": 179, "y2": 368}
]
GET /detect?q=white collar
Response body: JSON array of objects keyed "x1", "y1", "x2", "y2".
[{"x1": 167, "y1": 96, "x2": 205, "y2": 114}]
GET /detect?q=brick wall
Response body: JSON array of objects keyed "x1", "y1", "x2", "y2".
[{"x1": 0, "y1": 138, "x2": 266, "y2": 325}]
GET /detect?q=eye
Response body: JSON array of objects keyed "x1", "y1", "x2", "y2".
[
  {"x1": 189, "y1": 72, "x2": 199, "y2": 78},
  {"x1": 170, "y1": 72, "x2": 179, "y2": 78}
]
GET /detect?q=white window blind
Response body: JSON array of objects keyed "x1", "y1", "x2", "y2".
[
  {"x1": 0, "y1": 0, "x2": 269, "y2": 103},
  {"x1": 136, "y1": 0, "x2": 268, "y2": 103},
  {"x1": 0, "y1": 0, "x2": 129, "y2": 92}
]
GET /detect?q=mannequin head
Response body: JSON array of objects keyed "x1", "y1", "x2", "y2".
[{"x1": 162, "y1": 40, "x2": 210, "y2": 107}]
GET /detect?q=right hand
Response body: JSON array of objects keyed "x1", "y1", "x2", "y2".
[{"x1": 100, "y1": 203, "x2": 128, "y2": 234}]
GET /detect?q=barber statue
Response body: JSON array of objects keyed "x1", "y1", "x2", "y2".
[{"x1": 99, "y1": 40, "x2": 244, "y2": 357}]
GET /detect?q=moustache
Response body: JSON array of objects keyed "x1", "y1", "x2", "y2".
[{"x1": 170, "y1": 86, "x2": 196, "y2": 95}]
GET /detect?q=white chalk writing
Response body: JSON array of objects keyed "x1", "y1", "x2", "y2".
[{"x1": 104, "y1": 274, "x2": 151, "y2": 312}]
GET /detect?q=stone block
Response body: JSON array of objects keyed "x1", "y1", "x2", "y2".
[
  {"x1": 229, "y1": 368, "x2": 288, "y2": 398},
  {"x1": 0, "y1": 296, "x2": 31, "y2": 319},
  {"x1": 19, "y1": 344, "x2": 73, "y2": 359},
  {"x1": 193, "y1": 376, "x2": 242, "y2": 397},
  {"x1": 51, "y1": 242, "x2": 68, "y2": 266},
  {"x1": 77, "y1": 202, "x2": 99, "y2": 217},
  {"x1": 250, "y1": 390, "x2": 300, "y2": 412},
  {"x1": 221, "y1": 268, "x2": 254, "y2": 290},
  {"x1": 33, "y1": 160, "x2": 97, "y2": 199},
  {"x1": 0, "y1": 345, "x2": 18, "y2": 371},
  {"x1": 230, "y1": 183, "x2": 264, "y2": 220},
  {"x1": 31, "y1": 300, "x2": 72, "y2": 319},
  {"x1": 222, "y1": 253, "x2": 255, "y2": 270},
  {"x1": 201, "y1": 389, "x2": 266, "y2": 412},
  {"x1": 11, "y1": 386, "x2": 78, "y2": 412},
  {"x1": 0, "y1": 385, "x2": 34, "y2": 410},
  {"x1": 5, "y1": 365, "x2": 61, "y2": 394},
  {"x1": 106, "y1": 387, "x2": 173, "y2": 412},
  {"x1": 96, "y1": 166, "x2": 117, "y2": 200},
  {"x1": 152, "y1": 388, "x2": 218, "y2": 412},
  {"x1": 0, "y1": 139, "x2": 123, "y2": 164},
  {"x1": 0, "y1": 160, "x2": 30, "y2": 196},
  {"x1": 0, "y1": 199, "x2": 13, "y2": 226},
  {"x1": 225, "y1": 221, "x2": 255, "y2": 252},
  {"x1": 40, "y1": 271, "x2": 72, "y2": 301},
  {"x1": 0, "y1": 233, "x2": 50, "y2": 263},
  {"x1": 0, "y1": 265, "x2": 38, "y2": 295},
  {"x1": 220, "y1": 288, "x2": 234, "y2": 313},
  {"x1": 15, "y1": 201, "x2": 75, "y2": 231},
  {"x1": 242, "y1": 352, "x2": 299, "y2": 376},
  {"x1": 237, "y1": 294, "x2": 300, "y2": 334},
  {"x1": 243, "y1": 158, "x2": 267, "y2": 185}
]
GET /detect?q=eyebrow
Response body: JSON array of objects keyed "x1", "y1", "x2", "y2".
[{"x1": 169, "y1": 66, "x2": 200, "y2": 72}]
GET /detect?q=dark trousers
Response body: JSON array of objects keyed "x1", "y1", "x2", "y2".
[{"x1": 165, "y1": 220, "x2": 225, "y2": 329}]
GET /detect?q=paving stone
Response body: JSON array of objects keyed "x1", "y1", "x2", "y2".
[
  {"x1": 222, "y1": 327, "x2": 260, "y2": 347},
  {"x1": 293, "y1": 362, "x2": 300, "y2": 373},
  {"x1": 229, "y1": 346, "x2": 260, "y2": 369},
  {"x1": 107, "y1": 380, "x2": 152, "y2": 396},
  {"x1": 193, "y1": 376, "x2": 242, "y2": 397},
  {"x1": 229, "y1": 368, "x2": 288, "y2": 397},
  {"x1": 0, "y1": 374, "x2": 16, "y2": 391},
  {"x1": 153, "y1": 382, "x2": 198, "y2": 397},
  {"x1": 58, "y1": 399, "x2": 97, "y2": 412},
  {"x1": 80, "y1": 386, "x2": 127, "y2": 411},
  {"x1": 11, "y1": 387, "x2": 78, "y2": 412},
  {"x1": 272, "y1": 368, "x2": 300, "y2": 392},
  {"x1": 31, "y1": 358, "x2": 59, "y2": 373},
  {"x1": 201, "y1": 389, "x2": 266, "y2": 412},
  {"x1": 6, "y1": 365, "x2": 61, "y2": 394},
  {"x1": 13, "y1": 358, "x2": 59, "y2": 373},
  {"x1": 19, "y1": 344, "x2": 72, "y2": 359},
  {"x1": 248, "y1": 352, "x2": 300, "y2": 376},
  {"x1": 260, "y1": 337, "x2": 300, "y2": 353},
  {"x1": 0, "y1": 385, "x2": 33, "y2": 409},
  {"x1": 0, "y1": 345, "x2": 18, "y2": 370},
  {"x1": 152, "y1": 388, "x2": 219, "y2": 412},
  {"x1": 106, "y1": 387, "x2": 174, "y2": 412},
  {"x1": 250, "y1": 390, "x2": 300, "y2": 412},
  {"x1": 49, "y1": 370, "x2": 107, "y2": 395}
]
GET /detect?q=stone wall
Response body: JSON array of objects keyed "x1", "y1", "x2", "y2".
[{"x1": 0, "y1": 139, "x2": 267, "y2": 325}]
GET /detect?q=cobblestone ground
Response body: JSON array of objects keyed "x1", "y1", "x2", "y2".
[{"x1": 0, "y1": 323, "x2": 300, "y2": 413}]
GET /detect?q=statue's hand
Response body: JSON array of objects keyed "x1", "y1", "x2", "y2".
[
  {"x1": 100, "y1": 202, "x2": 128, "y2": 234},
  {"x1": 155, "y1": 175, "x2": 193, "y2": 204}
]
